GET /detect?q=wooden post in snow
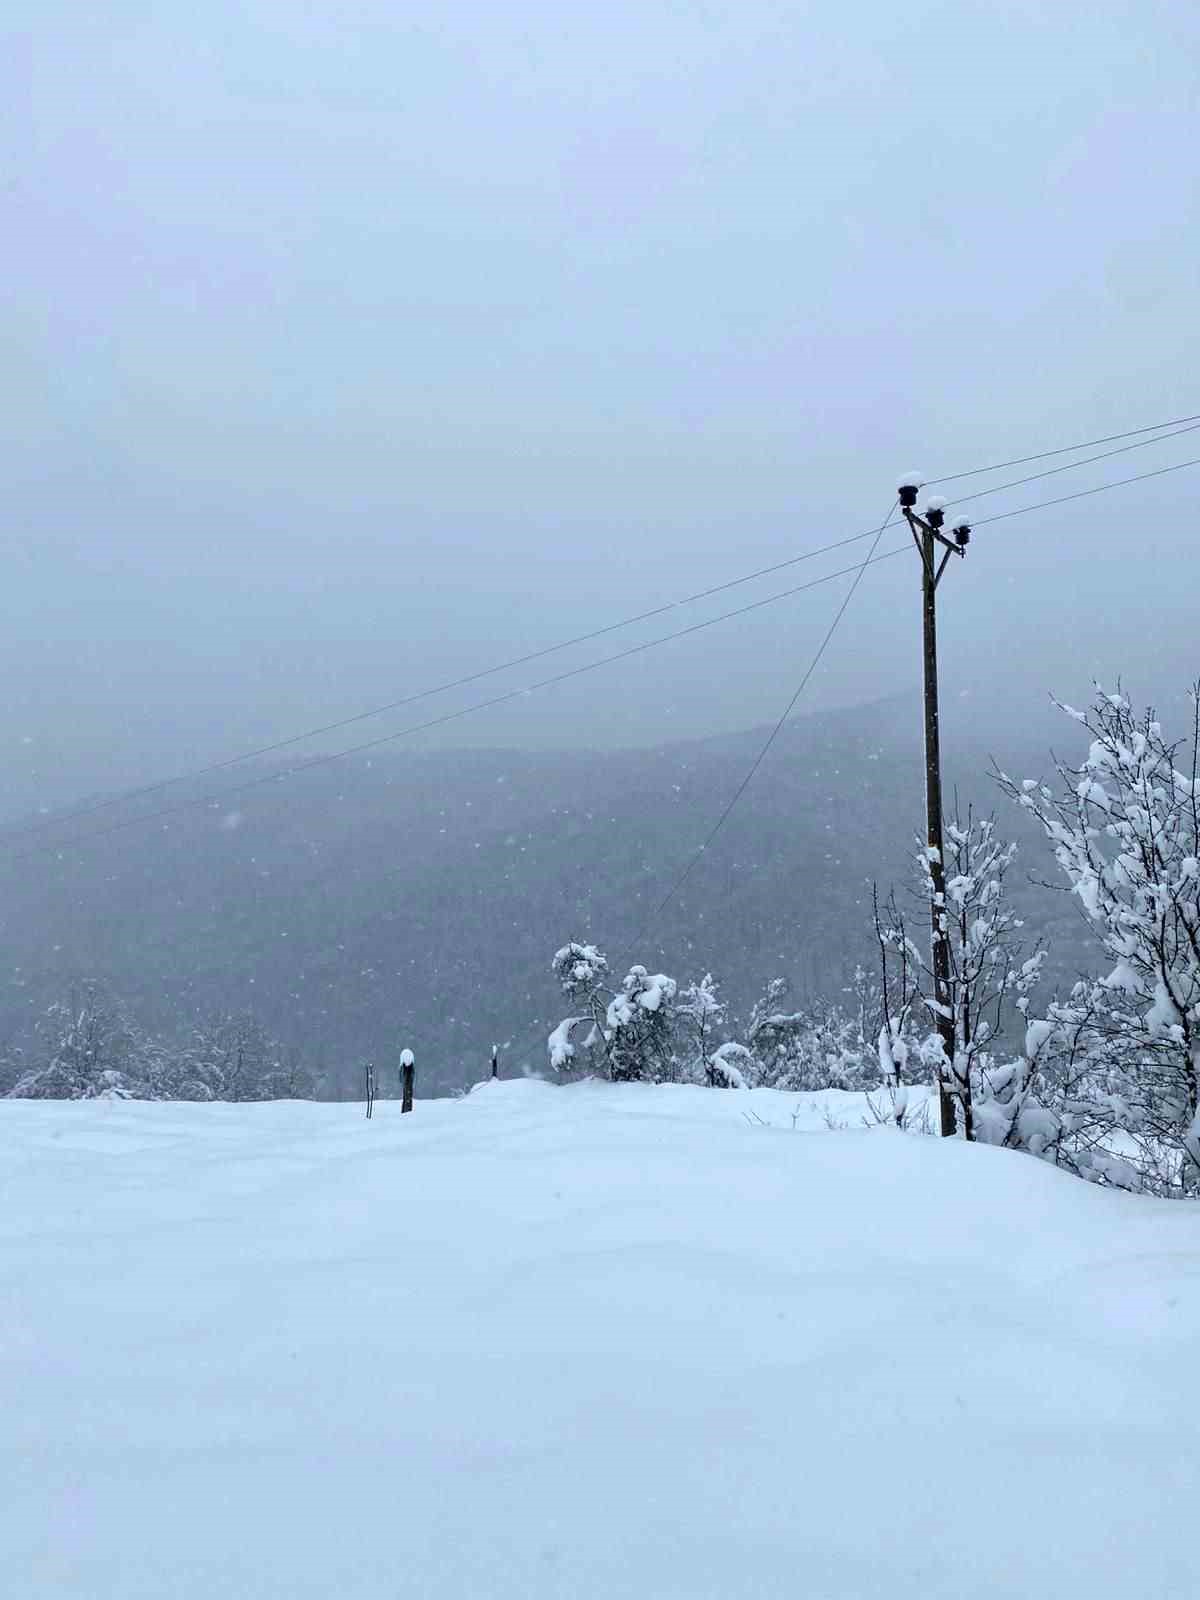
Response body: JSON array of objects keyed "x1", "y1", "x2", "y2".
[
  {"x1": 491, "y1": 1043, "x2": 499, "y2": 1080},
  {"x1": 400, "y1": 1048, "x2": 415, "y2": 1113},
  {"x1": 899, "y1": 473, "x2": 973, "y2": 1139},
  {"x1": 364, "y1": 1061, "x2": 376, "y2": 1119}
]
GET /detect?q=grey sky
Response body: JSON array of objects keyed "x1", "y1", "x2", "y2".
[{"x1": 5, "y1": 1, "x2": 1199, "y2": 815}]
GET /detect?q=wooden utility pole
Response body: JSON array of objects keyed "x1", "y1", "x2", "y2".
[
  {"x1": 399, "y1": 1048, "x2": 415, "y2": 1113},
  {"x1": 899, "y1": 477, "x2": 972, "y2": 1138}
]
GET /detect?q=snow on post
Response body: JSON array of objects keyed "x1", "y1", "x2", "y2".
[{"x1": 399, "y1": 1048, "x2": 415, "y2": 1114}]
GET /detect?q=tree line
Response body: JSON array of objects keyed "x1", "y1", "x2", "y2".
[{"x1": 2, "y1": 983, "x2": 315, "y2": 1102}]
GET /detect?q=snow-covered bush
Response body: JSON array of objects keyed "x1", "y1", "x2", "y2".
[
  {"x1": 675, "y1": 974, "x2": 727, "y2": 1083},
  {"x1": 547, "y1": 942, "x2": 717, "y2": 1083},
  {"x1": 705, "y1": 1041, "x2": 753, "y2": 1089},
  {"x1": 745, "y1": 978, "x2": 878, "y2": 1092},
  {"x1": 606, "y1": 966, "x2": 678, "y2": 1082}
]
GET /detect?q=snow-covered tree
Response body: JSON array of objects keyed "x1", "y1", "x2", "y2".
[
  {"x1": 675, "y1": 973, "x2": 726, "y2": 1082},
  {"x1": 182, "y1": 1013, "x2": 288, "y2": 1102},
  {"x1": 605, "y1": 966, "x2": 678, "y2": 1082},
  {"x1": 930, "y1": 810, "x2": 1042, "y2": 1138},
  {"x1": 548, "y1": 941, "x2": 611, "y2": 1072},
  {"x1": 870, "y1": 889, "x2": 919, "y2": 1074},
  {"x1": 999, "y1": 685, "x2": 1200, "y2": 1192},
  {"x1": 552, "y1": 941, "x2": 610, "y2": 1007},
  {"x1": 546, "y1": 943, "x2": 682, "y2": 1082},
  {"x1": 875, "y1": 811, "x2": 1041, "y2": 1139},
  {"x1": 10, "y1": 982, "x2": 146, "y2": 1099},
  {"x1": 0, "y1": 1040, "x2": 27, "y2": 1097},
  {"x1": 257, "y1": 1048, "x2": 316, "y2": 1101},
  {"x1": 745, "y1": 977, "x2": 877, "y2": 1092},
  {"x1": 156, "y1": 1031, "x2": 225, "y2": 1101},
  {"x1": 3, "y1": 984, "x2": 314, "y2": 1103},
  {"x1": 968, "y1": 990, "x2": 1124, "y2": 1178}
]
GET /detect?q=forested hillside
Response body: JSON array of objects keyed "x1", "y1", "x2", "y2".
[{"x1": 0, "y1": 693, "x2": 1086, "y2": 1097}]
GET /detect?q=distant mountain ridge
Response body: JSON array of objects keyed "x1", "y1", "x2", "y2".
[{"x1": 0, "y1": 693, "x2": 1089, "y2": 1095}]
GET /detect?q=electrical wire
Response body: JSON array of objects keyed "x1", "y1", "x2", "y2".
[
  {"x1": 9, "y1": 406, "x2": 1199, "y2": 845},
  {"x1": 968, "y1": 454, "x2": 1200, "y2": 527},
  {"x1": 11, "y1": 547, "x2": 912, "y2": 865},
  {"x1": 0, "y1": 524, "x2": 914, "y2": 842},
  {"x1": 620, "y1": 502, "x2": 899, "y2": 957},
  {"x1": 926, "y1": 408, "x2": 1200, "y2": 485},
  {"x1": 943, "y1": 419, "x2": 1200, "y2": 509},
  {"x1": 14, "y1": 447, "x2": 1200, "y2": 866}
]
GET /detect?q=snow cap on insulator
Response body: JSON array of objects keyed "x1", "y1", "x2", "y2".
[
  {"x1": 897, "y1": 471, "x2": 923, "y2": 508},
  {"x1": 924, "y1": 493, "x2": 947, "y2": 529},
  {"x1": 951, "y1": 517, "x2": 971, "y2": 547}
]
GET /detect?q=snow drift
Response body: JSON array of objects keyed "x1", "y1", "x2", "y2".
[{"x1": 3, "y1": 1080, "x2": 1199, "y2": 1597}]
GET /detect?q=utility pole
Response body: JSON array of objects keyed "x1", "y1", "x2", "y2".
[{"x1": 898, "y1": 475, "x2": 973, "y2": 1138}]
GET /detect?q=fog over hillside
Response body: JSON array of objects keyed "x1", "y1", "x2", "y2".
[{"x1": 0, "y1": 690, "x2": 1103, "y2": 1096}]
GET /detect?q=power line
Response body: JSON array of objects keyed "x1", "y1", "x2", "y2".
[
  {"x1": 927, "y1": 409, "x2": 1200, "y2": 485},
  {"x1": 15, "y1": 447, "x2": 1200, "y2": 867},
  {"x1": 968, "y1": 453, "x2": 1200, "y2": 527},
  {"x1": 622, "y1": 502, "x2": 898, "y2": 955},
  {"x1": 0, "y1": 524, "x2": 911, "y2": 843},
  {"x1": 944, "y1": 419, "x2": 1200, "y2": 508},
  {"x1": 10, "y1": 405, "x2": 1199, "y2": 845},
  {"x1": 10, "y1": 547, "x2": 911, "y2": 865}
]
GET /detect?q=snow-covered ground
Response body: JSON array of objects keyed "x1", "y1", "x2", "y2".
[{"x1": 4, "y1": 1080, "x2": 1199, "y2": 1598}]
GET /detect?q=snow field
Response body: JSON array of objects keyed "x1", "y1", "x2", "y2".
[{"x1": 4, "y1": 1079, "x2": 1199, "y2": 1598}]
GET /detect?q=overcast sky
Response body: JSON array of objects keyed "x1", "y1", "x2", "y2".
[{"x1": 5, "y1": 1, "x2": 1199, "y2": 815}]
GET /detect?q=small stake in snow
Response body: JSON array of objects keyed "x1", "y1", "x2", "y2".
[
  {"x1": 364, "y1": 1061, "x2": 376, "y2": 1120},
  {"x1": 897, "y1": 473, "x2": 974, "y2": 1140},
  {"x1": 491, "y1": 1043, "x2": 499, "y2": 1080},
  {"x1": 399, "y1": 1048, "x2": 415, "y2": 1114}
]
